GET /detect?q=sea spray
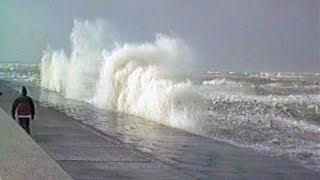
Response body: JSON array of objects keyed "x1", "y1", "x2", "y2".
[
  {"x1": 41, "y1": 19, "x2": 117, "y2": 101},
  {"x1": 66, "y1": 20, "x2": 114, "y2": 100},
  {"x1": 35, "y1": 19, "x2": 320, "y2": 171},
  {"x1": 40, "y1": 47, "x2": 68, "y2": 92},
  {"x1": 93, "y1": 34, "x2": 201, "y2": 129},
  {"x1": 40, "y1": 20, "x2": 202, "y2": 130}
]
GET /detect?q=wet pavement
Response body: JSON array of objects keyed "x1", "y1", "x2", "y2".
[
  {"x1": 0, "y1": 83, "x2": 189, "y2": 179},
  {"x1": 1, "y1": 81, "x2": 320, "y2": 179}
]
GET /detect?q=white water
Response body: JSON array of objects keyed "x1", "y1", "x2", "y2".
[
  {"x1": 40, "y1": 19, "x2": 204, "y2": 131},
  {"x1": 41, "y1": 20, "x2": 116, "y2": 100},
  {"x1": 17, "y1": 19, "x2": 317, "y2": 171}
]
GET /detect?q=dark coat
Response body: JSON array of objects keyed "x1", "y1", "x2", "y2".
[{"x1": 11, "y1": 88, "x2": 35, "y2": 119}]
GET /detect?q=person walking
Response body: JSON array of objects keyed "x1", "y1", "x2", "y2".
[{"x1": 11, "y1": 86, "x2": 35, "y2": 134}]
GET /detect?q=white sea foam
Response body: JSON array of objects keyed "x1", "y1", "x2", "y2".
[
  {"x1": 40, "y1": 20, "x2": 204, "y2": 131},
  {"x1": 40, "y1": 48, "x2": 68, "y2": 92},
  {"x1": 34, "y1": 19, "x2": 320, "y2": 171},
  {"x1": 41, "y1": 20, "x2": 116, "y2": 101},
  {"x1": 94, "y1": 34, "x2": 203, "y2": 130}
]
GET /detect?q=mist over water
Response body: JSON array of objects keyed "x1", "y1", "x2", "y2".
[
  {"x1": 1, "y1": 19, "x2": 320, "y2": 171},
  {"x1": 41, "y1": 19, "x2": 201, "y2": 131}
]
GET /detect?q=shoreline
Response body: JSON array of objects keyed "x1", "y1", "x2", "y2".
[{"x1": 1, "y1": 80, "x2": 319, "y2": 179}]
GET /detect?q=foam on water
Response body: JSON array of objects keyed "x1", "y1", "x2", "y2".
[
  {"x1": 41, "y1": 20, "x2": 116, "y2": 100},
  {"x1": 1, "y1": 19, "x2": 320, "y2": 171}
]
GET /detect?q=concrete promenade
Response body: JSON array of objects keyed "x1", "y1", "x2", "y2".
[
  {"x1": 0, "y1": 84, "x2": 188, "y2": 179},
  {"x1": 0, "y1": 109, "x2": 71, "y2": 180},
  {"x1": 1, "y1": 81, "x2": 320, "y2": 179}
]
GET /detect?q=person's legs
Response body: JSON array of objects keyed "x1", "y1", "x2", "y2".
[
  {"x1": 25, "y1": 119, "x2": 30, "y2": 134},
  {"x1": 18, "y1": 118, "x2": 30, "y2": 134}
]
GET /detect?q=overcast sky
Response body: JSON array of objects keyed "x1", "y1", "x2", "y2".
[{"x1": 0, "y1": 0, "x2": 319, "y2": 72}]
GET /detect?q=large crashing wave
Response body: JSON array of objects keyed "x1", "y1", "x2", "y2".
[
  {"x1": 41, "y1": 19, "x2": 202, "y2": 130},
  {"x1": 41, "y1": 20, "x2": 115, "y2": 100},
  {"x1": 40, "y1": 19, "x2": 320, "y2": 171},
  {"x1": 93, "y1": 35, "x2": 201, "y2": 129}
]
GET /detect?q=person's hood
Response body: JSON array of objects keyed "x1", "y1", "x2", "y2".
[{"x1": 21, "y1": 86, "x2": 27, "y2": 96}]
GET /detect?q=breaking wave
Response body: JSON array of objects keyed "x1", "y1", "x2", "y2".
[
  {"x1": 40, "y1": 19, "x2": 201, "y2": 131},
  {"x1": 2, "y1": 19, "x2": 319, "y2": 171}
]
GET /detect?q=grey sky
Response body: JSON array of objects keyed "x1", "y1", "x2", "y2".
[{"x1": 0, "y1": 0, "x2": 319, "y2": 72}]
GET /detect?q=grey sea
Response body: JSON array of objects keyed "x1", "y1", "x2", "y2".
[{"x1": 0, "y1": 63, "x2": 319, "y2": 179}]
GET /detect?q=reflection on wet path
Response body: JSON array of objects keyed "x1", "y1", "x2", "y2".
[
  {"x1": 3, "y1": 81, "x2": 319, "y2": 179},
  {"x1": 32, "y1": 85, "x2": 319, "y2": 179}
]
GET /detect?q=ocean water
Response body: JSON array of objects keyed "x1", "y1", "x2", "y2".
[{"x1": 1, "y1": 20, "x2": 319, "y2": 173}]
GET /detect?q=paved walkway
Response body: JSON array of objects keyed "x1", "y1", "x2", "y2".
[
  {"x1": 1, "y1": 82, "x2": 320, "y2": 179},
  {"x1": 0, "y1": 84, "x2": 188, "y2": 179},
  {"x1": 0, "y1": 108, "x2": 72, "y2": 180}
]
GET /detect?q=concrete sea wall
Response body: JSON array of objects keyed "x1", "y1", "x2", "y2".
[{"x1": 0, "y1": 108, "x2": 71, "y2": 180}]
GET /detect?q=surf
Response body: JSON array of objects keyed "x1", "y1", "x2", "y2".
[
  {"x1": 30, "y1": 19, "x2": 320, "y2": 171},
  {"x1": 40, "y1": 19, "x2": 203, "y2": 131}
]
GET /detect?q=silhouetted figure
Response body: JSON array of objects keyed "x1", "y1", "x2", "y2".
[{"x1": 11, "y1": 86, "x2": 35, "y2": 134}]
